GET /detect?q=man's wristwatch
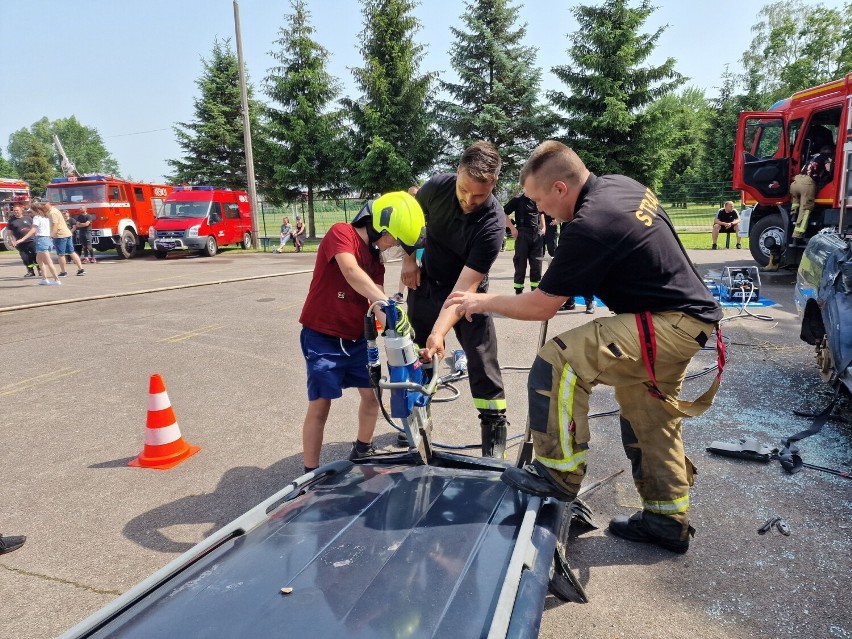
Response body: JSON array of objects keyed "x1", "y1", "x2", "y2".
[{"x1": 393, "y1": 292, "x2": 405, "y2": 302}]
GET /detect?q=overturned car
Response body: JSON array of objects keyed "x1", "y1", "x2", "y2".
[{"x1": 794, "y1": 229, "x2": 852, "y2": 394}]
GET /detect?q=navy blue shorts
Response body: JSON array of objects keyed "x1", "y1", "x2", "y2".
[{"x1": 300, "y1": 327, "x2": 371, "y2": 401}]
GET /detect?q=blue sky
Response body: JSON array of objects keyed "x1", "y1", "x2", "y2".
[{"x1": 0, "y1": 0, "x2": 843, "y2": 182}]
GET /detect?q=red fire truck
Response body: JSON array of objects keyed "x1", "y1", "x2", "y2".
[
  {"x1": 0, "y1": 178, "x2": 30, "y2": 250},
  {"x1": 45, "y1": 175, "x2": 174, "y2": 258},
  {"x1": 733, "y1": 73, "x2": 852, "y2": 268}
]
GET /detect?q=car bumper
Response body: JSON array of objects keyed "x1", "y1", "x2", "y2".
[{"x1": 153, "y1": 238, "x2": 205, "y2": 251}]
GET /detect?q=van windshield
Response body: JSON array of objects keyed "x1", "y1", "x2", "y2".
[{"x1": 158, "y1": 201, "x2": 211, "y2": 218}]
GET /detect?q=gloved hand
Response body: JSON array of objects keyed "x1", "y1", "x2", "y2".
[{"x1": 382, "y1": 303, "x2": 411, "y2": 337}]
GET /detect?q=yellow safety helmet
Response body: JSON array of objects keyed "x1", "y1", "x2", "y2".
[{"x1": 370, "y1": 191, "x2": 426, "y2": 253}]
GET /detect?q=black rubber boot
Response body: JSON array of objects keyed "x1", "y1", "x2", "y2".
[
  {"x1": 480, "y1": 416, "x2": 508, "y2": 459},
  {"x1": 608, "y1": 511, "x2": 694, "y2": 554}
]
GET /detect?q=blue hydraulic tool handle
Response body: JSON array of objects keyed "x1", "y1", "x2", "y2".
[{"x1": 379, "y1": 300, "x2": 429, "y2": 419}]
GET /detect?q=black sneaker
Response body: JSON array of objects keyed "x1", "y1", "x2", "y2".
[
  {"x1": 58, "y1": 272, "x2": 68, "y2": 277},
  {"x1": 24, "y1": 271, "x2": 36, "y2": 278},
  {"x1": 608, "y1": 511, "x2": 693, "y2": 554},
  {"x1": 395, "y1": 431, "x2": 410, "y2": 447},
  {"x1": 736, "y1": 243, "x2": 742, "y2": 249},
  {"x1": 559, "y1": 301, "x2": 576, "y2": 312},
  {"x1": 348, "y1": 441, "x2": 377, "y2": 460},
  {"x1": 77, "y1": 268, "x2": 86, "y2": 276},
  {"x1": 711, "y1": 244, "x2": 717, "y2": 250},
  {"x1": 0, "y1": 534, "x2": 26, "y2": 555},
  {"x1": 501, "y1": 461, "x2": 576, "y2": 502},
  {"x1": 585, "y1": 300, "x2": 595, "y2": 314}
]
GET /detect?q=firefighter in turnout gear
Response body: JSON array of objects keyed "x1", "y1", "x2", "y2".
[
  {"x1": 401, "y1": 141, "x2": 509, "y2": 459},
  {"x1": 504, "y1": 191, "x2": 546, "y2": 294},
  {"x1": 447, "y1": 141, "x2": 724, "y2": 554}
]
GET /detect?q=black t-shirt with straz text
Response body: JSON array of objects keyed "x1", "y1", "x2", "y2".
[
  {"x1": 416, "y1": 173, "x2": 504, "y2": 289},
  {"x1": 539, "y1": 173, "x2": 722, "y2": 324},
  {"x1": 504, "y1": 194, "x2": 541, "y2": 231}
]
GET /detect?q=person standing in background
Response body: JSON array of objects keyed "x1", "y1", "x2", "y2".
[
  {"x1": 76, "y1": 204, "x2": 96, "y2": 263},
  {"x1": 504, "y1": 190, "x2": 545, "y2": 295},
  {"x1": 45, "y1": 203, "x2": 85, "y2": 277}
]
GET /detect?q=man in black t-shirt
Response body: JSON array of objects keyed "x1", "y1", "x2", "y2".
[
  {"x1": 76, "y1": 204, "x2": 96, "y2": 263},
  {"x1": 7, "y1": 206, "x2": 38, "y2": 277},
  {"x1": 401, "y1": 141, "x2": 508, "y2": 458},
  {"x1": 711, "y1": 201, "x2": 740, "y2": 249},
  {"x1": 447, "y1": 141, "x2": 723, "y2": 554},
  {"x1": 504, "y1": 192, "x2": 545, "y2": 294}
]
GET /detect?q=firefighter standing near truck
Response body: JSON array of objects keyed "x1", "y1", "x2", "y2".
[
  {"x1": 401, "y1": 141, "x2": 509, "y2": 459},
  {"x1": 447, "y1": 141, "x2": 723, "y2": 554},
  {"x1": 504, "y1": 191, "x2": 546, "y2": 294}
]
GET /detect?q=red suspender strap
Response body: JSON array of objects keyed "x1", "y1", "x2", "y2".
[
  {"x1": 635, "y1": 311, "x2": 664, "y2": 399},
  {"x1": 634, "y1": 311, "x2": 725, "y2": 418}
]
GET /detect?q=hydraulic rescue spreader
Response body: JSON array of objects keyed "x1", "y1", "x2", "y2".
[{"x1": 366, "y1": 299, "x2": 439, "y2": 464}]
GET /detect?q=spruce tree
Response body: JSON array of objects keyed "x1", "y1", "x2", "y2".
[
  {"x1": 20, "y1": 139, "x2": 55, "y2": 196},
  {"x1": 345, "y1": 0, "x2": 440, "y2": 195},
  {"x1": 0, "y1": 150, "x2": 17, "y2": 178},
  {"x1": 262, "y1": 0, "x2": 345, "y2": 237},
  {"x1": 440, "y1": 0, "x2": 556, "y2": 184},
  {"x1": 548, "y1": 0, "x2": 685, "y2": 187},
  {"x1": 168, "y1": 38, "x2": 263, "y2": 189}
]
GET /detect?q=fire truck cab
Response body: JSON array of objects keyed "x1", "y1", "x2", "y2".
[
  {"x1": 733, "y1": 73, "x2": 852, "y2": 268},
  {"x1": 0, "y1": 178, "x2": 30, "y2": 250},
  {"x1": 148, "y1": 186, "x2": 253, "y2": 258},
  {"x1": 45, "y1": 175, "x2": 173, "y2": 258}
]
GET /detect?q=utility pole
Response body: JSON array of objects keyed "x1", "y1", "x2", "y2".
[{"x1": 233, "y1": 0, "x2": 261, "y2": 248}]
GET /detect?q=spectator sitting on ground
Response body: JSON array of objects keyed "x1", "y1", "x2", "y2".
[{"x1": 711, "y1": 201, "x2": 740, "y2": 249}]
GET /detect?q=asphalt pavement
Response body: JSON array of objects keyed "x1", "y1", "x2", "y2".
[{"x1": 0, "y1": 244, "x2": 848, "y2": 639}]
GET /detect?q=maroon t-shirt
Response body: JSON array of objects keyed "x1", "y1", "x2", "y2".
[{"x1": 299, "y1": 223, "x2": 385, "y2": 340}]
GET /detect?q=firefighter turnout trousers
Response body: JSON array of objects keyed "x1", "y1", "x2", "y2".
[
  {"x1": 528, "y1": 311, "x2": 712, "y2": 529},
  {"x1": 513, "y1": 228, "x2": 544, "y2": 292},
  {"x1": 407, "y1": 279, "x2": 506, "y2": 420}
]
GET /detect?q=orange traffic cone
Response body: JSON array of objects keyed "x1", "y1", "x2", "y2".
[{"x1": 129, "y1": 374, "x2": 200, "y2": 469}]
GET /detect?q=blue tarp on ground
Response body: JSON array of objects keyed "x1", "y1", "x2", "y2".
[{"x1": 564, "y1": 295, "x2": 779, "y2": 310}]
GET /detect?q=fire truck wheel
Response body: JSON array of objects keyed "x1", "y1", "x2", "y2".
[
  {"x1": 154, "y1": 251, "x2": 168, "y2": 260},
  {"x1": 241, "y1": 232, "x2": 252, "y2": 250},
  {"x1": 116, "y1": 229, "x2": 139, "y2": 259},
  {"x1": 202, "y1": 236, "x2": 218, "y2": 257},
  {"x1": 749, "y1": 213, "x2": 784, "y2": 267}
]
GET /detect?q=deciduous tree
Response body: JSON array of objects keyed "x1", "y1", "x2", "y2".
[
  {"x1": 439, "y1": 0, "x2": 556, "y2": 184},
  {"x1": 262, "y1": 0, "x2": 345, "y2": 237},
  {"x1": 168, "y1": 38, "x2": 263, "y2": 190},
  {"x1": 8, "y1": 116, "x2": 118, "y2": 177},
  {"x1": 548, "y1": 0, "x2": 685, "y2": 188},
  {"x1": 741, "y1": 0, "x2": 852, "y2": 103},
  {"x1": 344, "y1": 0, "x2": 440, "y2": 195}
]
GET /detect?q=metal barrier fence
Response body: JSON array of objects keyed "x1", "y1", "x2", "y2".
[{"x1": 254, "y1": 185, "x2": 742, "y2": 250}]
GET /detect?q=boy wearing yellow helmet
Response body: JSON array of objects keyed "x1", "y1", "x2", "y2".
[{"x1": 298, "y1": 192, "x2": 425, "y2": 473}]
